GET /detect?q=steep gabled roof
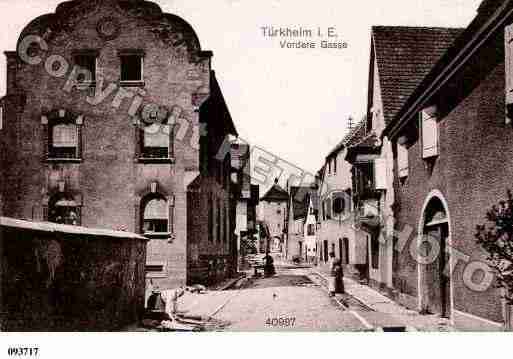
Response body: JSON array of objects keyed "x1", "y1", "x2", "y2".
[
  {"x1": 372, "y1": 26, "x2": 464, "y2": 125},
  {"x1": 261, "y1": 182, "x2": 289, "y2": 202},
  {"x1": 290, "y1": 186, "x2": 319, "y2": 221},
  {"x1": 384, "y1": 0, "x2": 513, "y2": 138}
]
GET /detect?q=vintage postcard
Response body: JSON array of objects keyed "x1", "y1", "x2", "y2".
[{"x1": 0, "y1": 0, "x2": 511, "y2": 354}]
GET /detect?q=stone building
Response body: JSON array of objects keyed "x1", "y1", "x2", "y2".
[
  {"x1": 258, "y1": 179, "x2": 288, "y2": 253},
  {"x1": 346, "y1": 26, "x2": 462, "y2": 292},
  {"x1": 0, "y1": 0, "x2": 235, "y2": 289},
  {"x1": 186, "y1": 71, "x2": 239, "y2": 285},
  {"x1": 382, "y1": 0, "x2": 513, "y2": 330}
]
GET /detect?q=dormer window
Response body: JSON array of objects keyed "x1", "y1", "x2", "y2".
[{"x1": 119, "y1": 50, "x2": 145, "y2": 85}]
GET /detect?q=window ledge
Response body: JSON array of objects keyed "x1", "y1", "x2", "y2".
[
  {"x1": 138, "y1": 157, "x2": 175, "y2": 164},
  {"x1": 120, "y1": 81, "x2": 145, "y2": 88},
  {"x1": 46, "y1": 158, "x2": 82, "y2": 163},
  {"x1": 144, "y1": 232, "x2": 173, "y2": 240}
]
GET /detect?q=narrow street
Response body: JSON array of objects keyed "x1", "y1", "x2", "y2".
[
  {"x1": 215, "y1": 266, "x2": 367, "y2": 331},
  {"x1": 176, "y1": 264, "x2": 368, "y2": 331}
]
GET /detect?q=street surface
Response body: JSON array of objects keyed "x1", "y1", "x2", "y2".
[{"x1": 177, "y1": 264, "x2": 368, "y2": 331}]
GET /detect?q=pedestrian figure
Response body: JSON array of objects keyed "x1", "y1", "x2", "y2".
[
  {"x1": 328, "y1": 252, "x2": 338, "y2": 296},
  {"x1": 333, "y1": 259, "x2": 345, "y2": 294}
]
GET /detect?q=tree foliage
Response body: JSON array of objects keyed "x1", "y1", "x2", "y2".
[{"x1": 475, "y1": 190, "x2": 513, "y2": 304}]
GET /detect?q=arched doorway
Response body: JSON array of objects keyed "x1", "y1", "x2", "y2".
[{"x1": 419, "y1": 193, "x2": 452, "y2": 318}]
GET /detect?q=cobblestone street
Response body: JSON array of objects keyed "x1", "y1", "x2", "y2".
[{"x1": 189, "y1": 265, "x2": 368, "y2": 332}]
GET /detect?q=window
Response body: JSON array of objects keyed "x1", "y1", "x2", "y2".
[
  {"x1": 143, "y1": 196, "x2": 169, "y2": 235},
  {"x1": 421, "y1": 107, "x2": 439, "y2": 159},
  {"x1": 74, "y1": 53, "x2": 96, "y2": 84},
  {"x1": 333, "y1": 157, "x2": 337, "y2": 174},
  {"x1": 141, "y1": 123, "x2": 170, "y2": 158},
  {"x1": 397, "y1": 142, "x2": 409, "y2": 178},
  {"x1": 48, "y1": 196, "x2": 81, "y2": 226},
  {"x1": 224, "y1": 206, "x2": 228, "y2": 243},
  {"x1": 49, "y1": 122, "x2": 78, "y2": 159},
  {"x1": 208, "y1": 195, "x2": 214, "y2": 242},
  {"x1": 333, "y1": 194, "x2": 345, "y2": 215},
  {"x1": 307, "y1": 224, "x2": 315, "y2": 236},
  {"x1": 216, "y1": 199, "x2": 221, "y2": 242},
  {"x1": 120, "y1": 53, "x2": 143, "y2": 83},
  {"x1": 146, "y1": 264, "x2": 164, "y2": 272},
  {"x1": 326, "y1": 198, "x2": 332, "y2": 219},
  {"x1": 328, "y1": 160, "x2": 331, "y2": 174}
]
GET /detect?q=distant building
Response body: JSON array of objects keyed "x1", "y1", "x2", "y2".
[
  {"x1": 316, "y1": 125, "x2": 368, "y2": 278},
  {"x1": 258, "y1": 179, "x2": 288, "y2": 253},
  {"x1": 285, "y1": 184, "x2": 318, "y2": 262},
  {"x1": 231, "y1": 143, "x2": 260, "y2": 267}
]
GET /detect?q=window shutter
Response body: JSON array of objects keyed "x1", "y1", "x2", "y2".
[
  {"x1": 169, "y1": 200, "x2": 174, "y2": 234},
  {"x1": 398, "y1": 143, "x2": 409, "y2": 178},
  {"x1": 374, "y1": 158, "x2": 387, "y2": 190},
  {"x1": 421, "y1": 108, "x2": 439, "y2": 158},
  {"x1": 0, "y1": 106, "x2": 3, "y2": 130},
  {"x1": 506, "y1": 24, "x2": 513, "y2": 106}
]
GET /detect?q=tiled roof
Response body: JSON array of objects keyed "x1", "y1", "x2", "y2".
[
  {"x1": 384, "y1": 0, "x2": 511, "y2": 138},
  {"x1": 373, "y1": 26, "x2": 463, "y2": 125},
  {"x1": 290, "y1": 186, "x2": 318, "y2": 221},
  {"x1": 261, "y1": 183, "x2": 289, "y2": 202}
]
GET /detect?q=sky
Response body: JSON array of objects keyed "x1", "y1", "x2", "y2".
[{"x1": 0, "y1": 0, "x2": 482, "y2": 176}]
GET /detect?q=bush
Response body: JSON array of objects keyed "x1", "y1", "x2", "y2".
[{"x1": 475, "y1": 190, "x2": 513, "y2": 304}]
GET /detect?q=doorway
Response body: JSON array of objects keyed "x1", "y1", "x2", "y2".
[{"x1": 420, "y1": 195, "x2": 451, "y2": 319}]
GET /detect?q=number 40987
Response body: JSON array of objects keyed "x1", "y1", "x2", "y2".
[{"x1": 266, "y1": 317, "x2": 296, "y2": 327}]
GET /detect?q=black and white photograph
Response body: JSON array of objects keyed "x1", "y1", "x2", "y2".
[{"x1": 0, "y1": 0, "x2": 511, "y2": 356}]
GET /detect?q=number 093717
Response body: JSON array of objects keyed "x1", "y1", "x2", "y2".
[{"x1": 7, "y1": 348, "x2": 39, "y2": 357}]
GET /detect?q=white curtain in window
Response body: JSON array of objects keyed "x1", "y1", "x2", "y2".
[
  {"x1": 144, "y1": 198, "x2": 168, "y2": 219},
  {"x1": 144, "y1": 124, "x2": 170, "y2": 147},
  {"x1": 52, "y1": 124, "x2": 77, "y2": 147}
]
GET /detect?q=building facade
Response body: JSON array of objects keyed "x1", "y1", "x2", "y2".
[
  {"x1": 0, "y1": 0, "x2": 235, "y2": 289},
  {"x1": 346, "y1": 26, "x2": 462, "y2": 292},
  {"x1": 383, "y1": 0, "x2": 513, "y2": 329},
  {"x1": 316, "y1": 126, "x2": 367, "y2": 277},
  {"x1": 186, "y1": 71, "x2": 239, "y2": 286}
]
